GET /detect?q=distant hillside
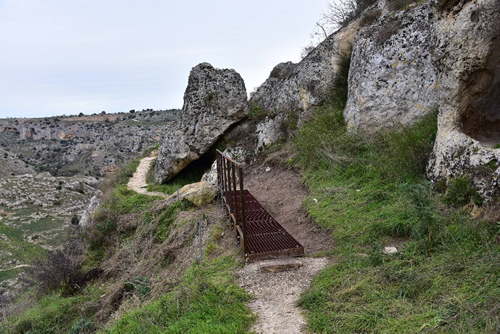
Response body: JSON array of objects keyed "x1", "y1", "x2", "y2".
[{"x1": 0, "y1": 110, "x2": 179, "y2": 177}]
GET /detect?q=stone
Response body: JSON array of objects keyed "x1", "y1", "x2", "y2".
[
  {"x1": 80, "y1": 194, "x2": 102, "y2": 228},
  {"x1": 259, "y1": 259, "x2": 303, "y2": 273},
  {"x1": 201, "y1": 146, "x2": 248, "y2": 186},
  {"x1": 344, "y1": 2, "x2": 438, "y2": 132},
  {"x1": 177, "y1": 181, "x2": 217, "y2": 207},
  {"x1": 154, "y1": 63, "x2": 249, "y2": 183},
  {"x1": 248, "y1": 19, "x2": 362, "y2": 148},
  {"x1": 383, "y1": 247, "x2": 398, "y2": 254}
]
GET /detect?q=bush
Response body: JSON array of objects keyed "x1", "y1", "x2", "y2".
[
  {"x1": 444, "y1": 176, "x2": 483, "y2": 207},
  {"x1": 24, "y1": 249, "x2": 81, "y2": 294}
]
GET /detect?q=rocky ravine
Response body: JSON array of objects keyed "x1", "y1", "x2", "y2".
[
  {"x1": 0, "y1": 150, "x2": 100, "y2": 299},
  {"x1": 0, "y1": 109, "x2": 178, "y2": 177}
]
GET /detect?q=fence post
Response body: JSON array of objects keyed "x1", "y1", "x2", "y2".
[
  {"x1": 198, "y1": 219, "x2": 202, "y2": 263},
  {"x1": 238, "y1": 165, "x2": 247, "y2": 255}
]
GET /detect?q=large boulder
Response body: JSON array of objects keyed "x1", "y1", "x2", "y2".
[
  {"x1": 154, "y1": 63, "x2": 249, "y2": 183},
  {"x1": 427, "y1": 0, "x2": 500, "y2": 199},
  {"x1": 344, "y1": 2, "x2": 439, "y2": 132}
]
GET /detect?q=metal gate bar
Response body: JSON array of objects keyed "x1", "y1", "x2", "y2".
[{"x1": 216, "y1": 150, "x2": 304, "y2": 262}]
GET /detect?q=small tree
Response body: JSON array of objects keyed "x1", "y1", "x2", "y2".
[{"x1": 310, "y1": 0, "x2": 377, "y2": 45}]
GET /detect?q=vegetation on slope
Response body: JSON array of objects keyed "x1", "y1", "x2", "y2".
[
  {"x1": 293, "y1": 54, "x2": 499, "y2": 333},
  {"x1": 1, "y1": 149, "x2": 252, "y2": 333}
]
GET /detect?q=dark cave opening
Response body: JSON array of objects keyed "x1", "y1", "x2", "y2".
[{"x1": 460, "y1": 45, "x2": 500, "y2": 148}]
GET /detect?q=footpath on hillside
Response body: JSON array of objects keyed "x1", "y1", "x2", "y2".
[
  {"x1": 127, "y1": 154, "x2": 167, "y2": 198},
  {"x1": 128, "y1": 153, "x2": 334, "y2": 334}
]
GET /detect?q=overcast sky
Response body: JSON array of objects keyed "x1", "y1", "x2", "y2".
[{"x1": 0, "y1": 0, "x2": 329, "y2": 118}]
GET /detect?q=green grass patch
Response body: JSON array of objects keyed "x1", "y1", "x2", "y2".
[
  {"x1": 103, "y1": 256, "x2": 255, "y2": 334},
  {"x1": 1, "y1": 285, "x2": 103, "y2": 334},
  {"x1": 300, "y1": 239, "x2": 499, "y2": 333},
  {"x1": 155, "y1": 199, "x2": 193, "y2": 243},
  {"x1": 106, "y1": 185, "x2": 161, "y2": 215},
  {"x1": 293, "y1": 76, "x2": 499, "y2": 332}
]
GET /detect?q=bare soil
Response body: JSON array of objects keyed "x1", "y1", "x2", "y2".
[
  {"x1": 244, "y1": 163, "x2": 335, "y2": 256},
  {"x1": 238, "y1": 162, "x2": 335, "y2": 333}
]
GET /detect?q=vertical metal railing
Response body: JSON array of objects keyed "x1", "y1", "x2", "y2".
[{"x1": 216, "y1": 149, "x2": 247, "y2": 253}]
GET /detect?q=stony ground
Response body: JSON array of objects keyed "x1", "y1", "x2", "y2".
[
  {"x1": 237, "y1": 257, "x2": 329, "y2": 334},
  {"x1": 0, "y1": 151, "x2": 100, "y2": 297}
]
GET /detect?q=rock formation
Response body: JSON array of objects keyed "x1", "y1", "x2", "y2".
[
  {"x1": 154, "y1": 63, "x2": 249, "y2": 183},
  {"x1": 344, "y1": 2, "x2": 438, "y2": 132},
  {"x1": 427, "y1": 0, "x2": 500, "y2": 198},
  {"x1": 247, "y1": 0, "x2": 499, "y2": 198},
  {"x1": 247, "y1": 20, "x2": 362, "y2": 149}
]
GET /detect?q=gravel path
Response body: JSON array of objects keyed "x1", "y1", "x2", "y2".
[
  {"x1": 127, "y1": 155, "x2": 167, "y2": 197},
  {"x1": 236, "y1": 163, "x2": 334, "y2": 334},
  {"x1": 237, "y1": 257, "x2": 329, "y2": 334}
]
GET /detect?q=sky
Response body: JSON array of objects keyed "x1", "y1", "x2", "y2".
[{"x1": 0, "y1": 0, "x2": 330, "y2": 118}]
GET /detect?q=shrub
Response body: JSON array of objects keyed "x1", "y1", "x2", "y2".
[
  {"x1": 359, "y1": 9, "x2": 382, "y2": 27},
  {"x1": 24, "y1": 249, "x2": 81, "y2": 294},
  {"x1": 377, "y1": 18, "x2": 402, "y2": 44},
  {"x1": 438, "y1": 0, "x2": 461, "y2": 12},
  {"x1": 443, "y1": 176, "x2": 483, "y2": 207}
]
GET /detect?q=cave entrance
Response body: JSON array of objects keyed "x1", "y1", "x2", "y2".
[
  {"x1": 165, "y1": 146, "x2": 216, "y2": 188},
  {"x1": 460, "y1": 43, "x2": 500, "y2": 148}
]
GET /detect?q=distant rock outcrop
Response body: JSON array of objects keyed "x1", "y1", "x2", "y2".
[
  {"x1": 0, "y1": 110, "x2": 178, "y2": 177},
  {"x1": 154, "y1": 63, "x2": 249, "y2": 183}
]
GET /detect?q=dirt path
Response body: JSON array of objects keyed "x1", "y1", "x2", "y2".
[
  {"x1": 237, "y1": 257, "x2": 328, "y2": 334},
  {"x1": 237, "y1": 163, "x2": 334, "y2": 334},
  {"x1": 127, "y1": 155, "x2": 167, "y2": 198}
]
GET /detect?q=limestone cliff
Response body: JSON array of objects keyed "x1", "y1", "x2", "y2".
[
  {"x1": 344, "y1": 2, "x2": 438, "y2": 131},
  {"x1": 0, "y1": 110, "x2": 178, "y2": 176},
  {"x1": 426, "y1": 0, "x2": 500, "y2": 198}
]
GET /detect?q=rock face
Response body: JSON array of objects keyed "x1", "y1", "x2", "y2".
[
  {"x1": 0, "y1": 110, "x2": 178, "y2": 176},
  {"x1": 250, "y1": 22, "x2": 360, "y2": 118},
  {"x1": 154, "y1": 63, "x2": 249, "y2": 183},
  {"x1": 427, "y1": 0, "x2": 500, "y2": 198},
  {"x1": 340, "y1": 0, "x2": 499, "y2": 198},
  {"x1": 344, "y1": 2, "x2": 438, "y2": 132},
  {"x1": 247, "y1": 20, "x2": 362, "y2": 149}
]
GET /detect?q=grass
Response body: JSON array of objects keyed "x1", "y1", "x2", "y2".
[
  {"x1": 1, "y1": 285, "x2": 103, "y2": 334},
  {"x1": 102, "y1": 256, "x2": 254, "y2": 334},
  {"x1": 293, "y1": 66, "x2": 499, "y2": 332},
  {"x1": 155, "y1": 199, "x2": 193, "y2": 243}
]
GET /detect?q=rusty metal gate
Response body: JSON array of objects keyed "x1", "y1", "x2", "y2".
[{"x1": 216, "y1": 150, "x2": 304, "y2": 262}]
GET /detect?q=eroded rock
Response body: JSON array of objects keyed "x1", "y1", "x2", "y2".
[
  {"x1": 427, "y1": 0, "x2": 500, "y2": 199},
  {"x1": 248, "y1": 20, "x2": 362, "y2": 147},
  {"x1": 154, "y1": 63, "x2": 249, "y2": 183},
  {"x1": 344, "y1": 2, "x2": 438, "y2": 132}
]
